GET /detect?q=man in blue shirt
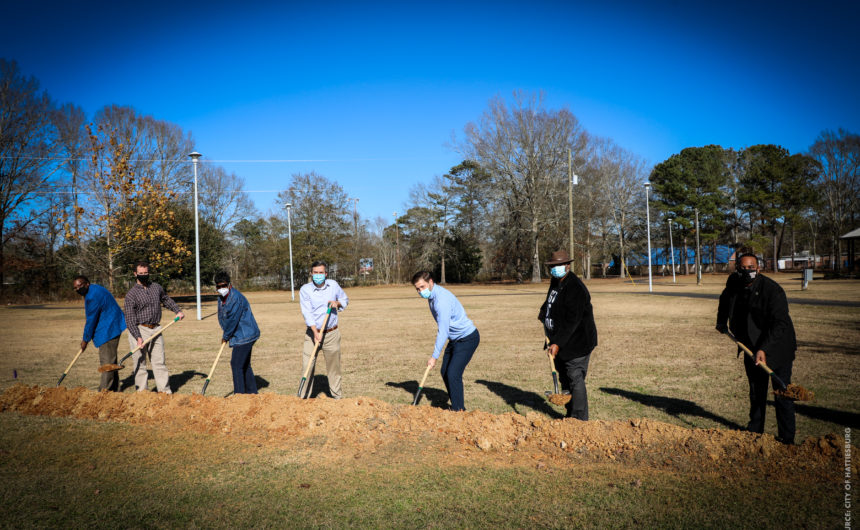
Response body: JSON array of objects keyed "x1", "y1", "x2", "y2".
[
  {"x1": 73, "y1": 275, "x2": 126, "y2": 391},
  {"x1": 299, "y1": 260, "x2": 349, "y2": 399},
  {"x1": 412, "y1": 270, "x2": 480, "y2": 411}
]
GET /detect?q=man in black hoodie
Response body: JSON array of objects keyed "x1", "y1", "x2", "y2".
[
  {"x1": 538, "y1": 250, "x2": 598, "y2": 420},
  {"x1": 717, "y1": 249, "x2": 796, "y2": 444}
]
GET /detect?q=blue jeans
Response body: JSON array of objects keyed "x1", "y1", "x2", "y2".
[
  {"x1": 231, "y1": 342, "x2": 258, "y2": 394},
  {"x1": 440, "y1": 329, "x2": 480, "y2": 411}
]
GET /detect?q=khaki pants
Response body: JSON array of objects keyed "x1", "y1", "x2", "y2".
[
  {"x1": 301, "y1": 328, "x2": 342, "y2": 399},
  {"x1": 98, "y1": 336, "x2": 120, "y2": 391},
  {"x1": 128, "y1": 325, "x2": 171, "y2": 393}
]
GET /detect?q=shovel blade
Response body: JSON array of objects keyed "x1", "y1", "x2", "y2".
[
  {"x1": 56, "y1": 373, "x2": 67, "y2": 387},
  {"x1": 413, "y1": 387, "x2": 424, "y2": 406},
  {"x1": 201, "y1": 379, "x2": 210, "y2": 396},
  {"x1": 551, "y1": 372, "x2": 560, "y2": 395},
  {"x1": 98, "y1": 364, "x2": 123, "y2": 373},
  {"x1": 297, "y1": 377, "x2": 307, "y2": 398}
]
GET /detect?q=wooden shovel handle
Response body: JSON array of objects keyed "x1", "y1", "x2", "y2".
[
  {"x1": 417, "y1": 363, "x2": 433, "y2": 389},
  {"x1": 206, "y1": 341, "x2": 229, "y2": 381},
  {"x1": 726, "y1": 332, "x2": 774, "y2": 375},
  {"x1": 57, "y1": 348, "x2": 85, "y2": 386},
  {"x1": 299, "y1": 308, "x2": 333, "y2": 382}
]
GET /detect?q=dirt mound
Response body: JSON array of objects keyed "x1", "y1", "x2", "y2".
[{"x1": 0, "y1": 384, "x2": 850, "y2": 479}]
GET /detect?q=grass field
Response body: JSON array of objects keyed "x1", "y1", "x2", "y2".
[{"x1": 1, "y1": 272, "x2": 858, "y2": 527}]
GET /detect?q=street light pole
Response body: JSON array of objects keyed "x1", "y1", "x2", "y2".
[
  {"x1": 285, "y1": 203, "x2": 294, "y2": 301},
  {"x1": 188, "y1": 152, "x2": 202, "y2": 320},
  {"x1": 695, "y1": 208, "x2": 702, "y2": 285},
  {"x1": 668, "y1": 218, "x2": 676, "y2": 283},
  {"x1": 393, "y1": 211, "x2": 400, "y2": 284},
  {"x1": 645, "y1": 182, "x2": 652, "y2": 292}
]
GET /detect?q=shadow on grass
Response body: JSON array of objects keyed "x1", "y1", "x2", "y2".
[
  {"x1": 119, "y1": 369, "x2": 206, "y2": 392},
  {"x1": 385, "y1": 380, "x2": 450, "y2": 408},
  {"x1": 767, "y1": 400, "x2": 860, "y2": 430},
  {"x1": 600, "y1": 387, "x2": 743, "y2": 430},
  {"x1": 797, "y1": 339, "x2": 860, "y2": 356},
  {"x1": 475, "y1": 379, "x2": 564, "y2": 419}
]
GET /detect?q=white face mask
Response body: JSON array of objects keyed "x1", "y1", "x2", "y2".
[{"x1": 217, "y1": 287, "x2": 229, "y2": 297}]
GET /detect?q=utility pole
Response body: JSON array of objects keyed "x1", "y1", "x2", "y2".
[
  {"x1": 351, "y1": 197, "x2": 359, "y2": 279},
  {"x1": 568, "y1": 148, "x2": 577, "y2": 273}
]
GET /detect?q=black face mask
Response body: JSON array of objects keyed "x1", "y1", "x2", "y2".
[
  {"x1": 137, "y1": 274, "x2": 150, "y2": 285},
  {"x1": 76, "y1": 286, "x2": 89, "y2": 297},
  {"x1": 738, "y1": 269, "x2": 757, "y2": 284}
]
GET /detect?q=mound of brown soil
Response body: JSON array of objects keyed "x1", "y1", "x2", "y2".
[{"x1": 0, "y1": 384, "x2": 850, "y2": 480}]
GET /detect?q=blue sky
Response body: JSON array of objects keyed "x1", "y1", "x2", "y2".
[{"x1": 2, "y1": 0, "x2": 858, "y2": 224}]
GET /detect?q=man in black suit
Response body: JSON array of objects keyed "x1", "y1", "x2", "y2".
[
  {"x1": 538, "y1": 250, "x2": 598, "y2": 420},
  {"x1": 717, "y1": 249, "x2": 796, "y2": 444}
]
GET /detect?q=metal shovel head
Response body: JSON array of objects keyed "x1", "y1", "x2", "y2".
[
  {"x1": 545, "y1": 390, "x2": 571, "y2": 406},
  {"x1": 98, "y1": 363, "x2": 123, "y2": 373},
  {"x1": 412, "y1": 387, "x2": 424, "y2": 406}
]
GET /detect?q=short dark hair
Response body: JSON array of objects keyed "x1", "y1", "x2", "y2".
[
  {"x1": 411, "y1": 271, "x2": 433, "y2": 285},
  {"x1": 735, "y1": 247, "x2": 758, "y2": 268},
  {"x1": 134, "y1": 260, "x2": 150, "y2": 271},
  {"x1": 213, "y1": 271, "x2": 231, "y2": 286},
  {"x1": 311, "y1": 260, "x2": 328, "y2": 271},
  {"x1": 74, "y1": 275, "x2": 89, "y2": 284}
]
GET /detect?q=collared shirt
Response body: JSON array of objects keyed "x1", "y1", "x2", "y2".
[
  {"x1": 426, "y1": 284, "x2": 476, "y2": 359},
  {"x1": 123, "y1": 282, "x2": 182, "y2": 340},
  {"x1": 299, "y1": 279, "x2": 348, "y2": 330}
]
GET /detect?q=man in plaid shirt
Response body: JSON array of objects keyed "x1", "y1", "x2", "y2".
[{"x1": 124, "y1": 261, "x2": 185, "y2": 393}]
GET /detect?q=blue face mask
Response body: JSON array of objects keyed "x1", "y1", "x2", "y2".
[
  {"x1": 550, "y1": 265, "x2": 567, "y2": 278},
  {"x1": 419, "y1": 288, "x2": 431, "y2": 299},
  {"x1": 312, "y1": 273, "x2": 325, "y2": 285}
]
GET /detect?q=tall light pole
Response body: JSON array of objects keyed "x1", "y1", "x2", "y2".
[
  {"x1": 393, "y1": 211, "x2": 400, "y2": 284},
  {"x1": 644, "y1": 182, "x2": 652, "y2": 292},
  {"x1": 668, "y1": 218, "x2": 676, "y2": 283},
  {"x1": 350, "y1": 197, "x2": 359, "y2": 278},
  {"x1": 285, "y1": 203, "x2": 295, "y2": 301},
  {"x1": 568, "y1": 148, "x2": 578, "y2": 273},
  {"x1": 694, "y1": 208, "x2": 702, "y2": 285},
  {"x1": 188, "y1": 152, "x2": 202, "y2": 320}
]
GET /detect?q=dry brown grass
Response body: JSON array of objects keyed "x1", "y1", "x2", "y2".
[{"x1": 1, "y1": 272, "x2": 858, "y2": 439}]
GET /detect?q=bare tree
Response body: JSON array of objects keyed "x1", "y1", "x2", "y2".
[
  {"x1": 0, "y1": 59, "x2": 59, "y2": 295},
  {"x1": 462, "y1": 92, "x2": 587, "y2": 282},
  {"x1": 197, "y1": 163, "x2": 257, "y2": 233}
]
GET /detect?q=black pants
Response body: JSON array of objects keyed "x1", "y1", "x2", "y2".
[
  {"x1": 743, "y1": 353, "x2": 795, "y2": 442},
  {"x1": 440, "y1": 329, "x2": 480, "y2": 411},
  {"x1": 554, "y1": 353, "x2": 591, "y2": 420},
  {"x1": 230, "y1": 342, "x2": 258, "y2": 394}
]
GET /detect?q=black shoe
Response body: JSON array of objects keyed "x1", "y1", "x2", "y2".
[{"x1": 775, "y1": 436, "x2": 795, "y2": 445}]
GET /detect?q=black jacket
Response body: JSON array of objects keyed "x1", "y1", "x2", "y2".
[
  {"x1": 716, "y1": 272, "x2": 796, "y2": 369},
  {"x1": 538, "y1": 273, "x2": 598, "y2": 359}
]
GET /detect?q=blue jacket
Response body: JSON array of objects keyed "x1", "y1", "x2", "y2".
[
  {"x1": 82, "y1": 284, "x2": 126, "y2": 347},
  {"x1": 217, "y1": 287, "x2": 260, "y2": 346}
]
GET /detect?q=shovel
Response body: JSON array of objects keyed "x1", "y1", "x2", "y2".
[
  {"x1": 412, "y1": 363, "x2": 433, "y2": 405},
  {"x1": 201, "y1": 341, "x2": 229, "y2": 396},
  {"x1": 297, "y1": 306, "x2": 332, "y2": 398},
  {"x1": 56, "y1": 348, "x2": 85, "y2": 387},
  {"x1": 98, "y1": 316, "x2": 181, "y2": 372},
  {"x1": 545, "y1": 337, "x2": 559, "y2": 394},
  {"x1": 725, "y1": 332, "x2": 814, "y2": 401},
  {"x1": 544, "y1": 338, "x2": 570, "y2": 406}
]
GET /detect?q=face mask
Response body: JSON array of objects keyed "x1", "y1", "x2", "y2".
[
  {"x1": 550, "y1": 265, "x2": 567, "y2": 278},
  {"x1": 217, "y1": 287, "x2": 229, "y2": 297},
  {"x1": 137, "y1": 274, "x2": 150, "y2": 285},
  {"x1": 76, "y1": 286, "x2": 89, "y2": 297},
  {"x1": 312, "y1": 274, "x2": 325, "y2": 285},
  {"x1": 739, "y1": 269, "x2": 757, "y2": 284},
  {"x1": 419, "y1": 288, "x2": 431, "y2": 299}
]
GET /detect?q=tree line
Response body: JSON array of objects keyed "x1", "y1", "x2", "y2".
[{"x1": 2, "y1": 61, "x2": 858, "y2": 301}]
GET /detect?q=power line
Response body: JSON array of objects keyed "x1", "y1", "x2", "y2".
[{"x1": 0, "y1": 156, "x2": 437, "y2": 163}]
